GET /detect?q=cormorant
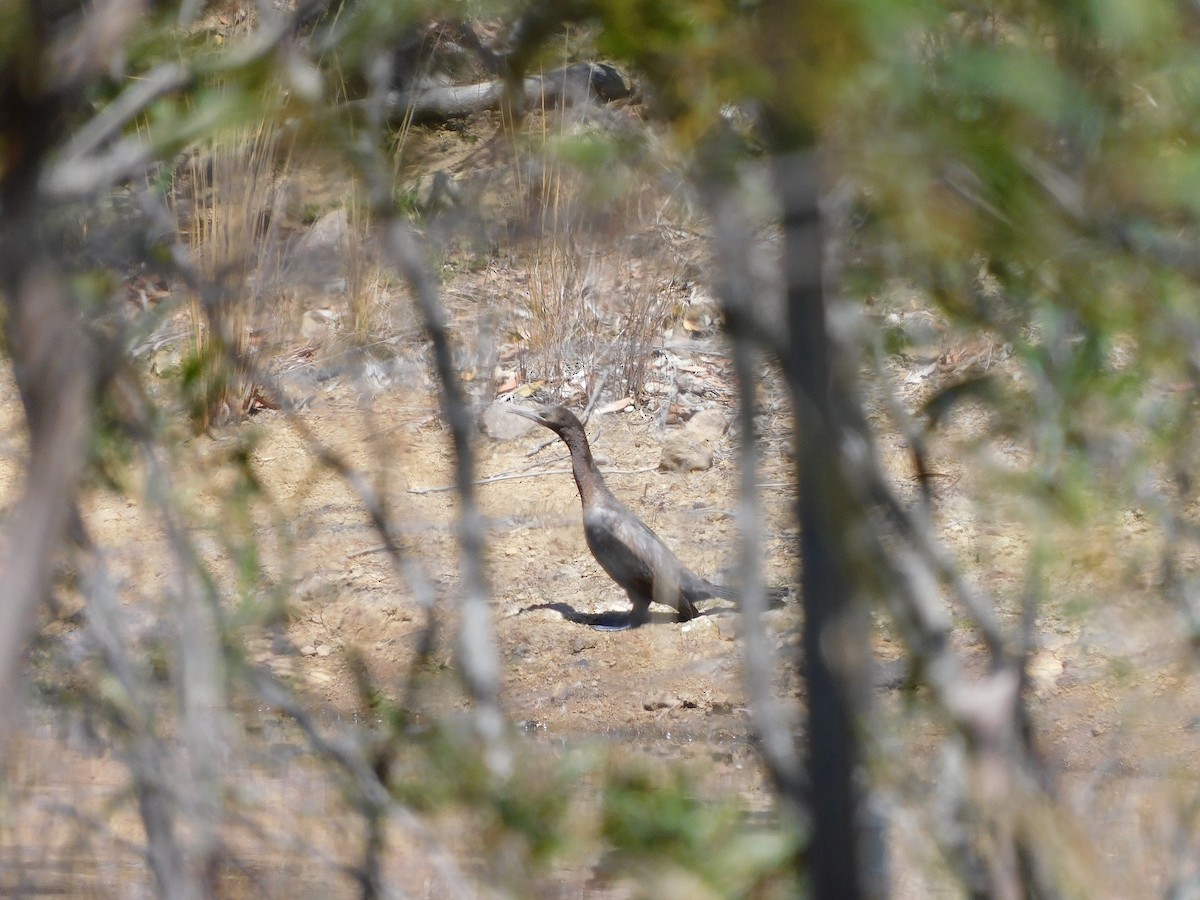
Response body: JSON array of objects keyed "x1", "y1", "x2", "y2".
[{"x1": 510, "y1": 403, "x2": 784, "y2": 629}]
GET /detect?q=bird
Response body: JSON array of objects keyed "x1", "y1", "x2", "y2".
[{"x1": 509, "y1": 403, "x2": 786, "y2": 629}]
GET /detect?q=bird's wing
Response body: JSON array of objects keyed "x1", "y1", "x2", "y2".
[
  {"x1": 586, "y1": 503, "x2": 794, "y2": 608},
  {"x1": 583, "y1": 503, "x2": 687, "y2": 607}
]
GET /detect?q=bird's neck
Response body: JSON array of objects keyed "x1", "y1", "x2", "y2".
[{"x1": 560, "y1": 426, "x2": 613, "y2": 508}]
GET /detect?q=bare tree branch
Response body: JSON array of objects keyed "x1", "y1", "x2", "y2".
[
  {"x1": 774, "y1": 146, "x2": 878, "y2": 898},
  {"x1": 383, "y1": 220, "x2": 509, "y2": 777},
  {"x1": 702, "y1": 174, "x2": 806, "y2": 815},
  {"x1": 76, "y1": 525, "x2": 201, "y2": 900},
  {"x1": 0, "y1": 268, "x2": 97, "y2": 753}
]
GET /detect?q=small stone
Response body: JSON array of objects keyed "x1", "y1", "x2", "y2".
[
  {"x1": 482, "y1": 400, "x2": 536, "y2": 440},
  {"x1": 299, "y1": 645, "x2": 318, "y2": 657},
  {"x1": 643, "y1": 692, "x2": 682, "y2": 710},
  {"x1": 715, "y1": 617, "x2": 740, "y2": 641},
  {"x1": 570, "y1": 636, "x2": 597, "y2": 655},
  {"x1": 658, "y1": 432, "x2": 714, "y2": 472},
  {"x1": 1027, "y1": 650, "x2": 1063, "y2": 695},
  {"x1": 682, "y1": 616, "x2": 720, "y2": 638},
  {"x1": 684, "y1": 407, "x2": 729, "y2": 443}
]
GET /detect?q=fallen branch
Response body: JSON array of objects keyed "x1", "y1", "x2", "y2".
[{"x1": 386, "y1": 62, "x2": 632, "y2": 123}]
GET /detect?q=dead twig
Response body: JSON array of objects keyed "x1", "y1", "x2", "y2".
[
  {"x1": 702, "y1": 169, "x2": 806, "y2": 820},
  {"x1": 383, "y1": 219, "x2": 510, "y2": 778}
]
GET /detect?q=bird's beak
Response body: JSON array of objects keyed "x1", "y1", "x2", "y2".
[{"x1": 508, "y1": 405, "x2": 547, "y2": 425}]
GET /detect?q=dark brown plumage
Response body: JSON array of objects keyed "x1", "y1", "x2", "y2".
[{"x1": 511, "y1": 403, "x2": 783, "y2": 629}]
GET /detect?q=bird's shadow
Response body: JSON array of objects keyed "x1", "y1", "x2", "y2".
[{"x1": 523, "y1": 601, "x2": 738, "y2": 631}]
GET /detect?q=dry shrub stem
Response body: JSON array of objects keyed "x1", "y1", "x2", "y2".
[
  {"x1": 702, "y1": 177, "x2": 805, "y2": 813},
  {"x1": 184, "y1": 118, "x2": 280, "y2": 428},
  {"x1": 155, "y1": 190, "x2": 446, "y2": 673},
  {"x1": 774, "y1": 147, "x2": 877, "y2": 898},
  {"x1": 76, "y1": 524, "x2": 201, "y2": 900},
  {"x1": 764, "y1": 139, "x2": 1058, "y2": 896},
  {"x1": 140, "y1": 440, "x2": 229, "y2": 895},
  {"x1": 383, "y1": 219, "x2": 509, "y2": 778},
  {"x1": 0, "y1": 268, "x2": 98, "y2": 753}
]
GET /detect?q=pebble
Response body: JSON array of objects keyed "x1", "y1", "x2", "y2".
[
  {"x1": 481, "y1": 400, "x2": 535, "y2": 440},
  {"x1": 570, "y1": 636, "x2": 597, "y2": 654},
  {"x1": 684, "y1": 408, "x2": 729, "y2": 443},
  {"x1": 658, "y1": 431, "x2": 713, "y2": 472}
]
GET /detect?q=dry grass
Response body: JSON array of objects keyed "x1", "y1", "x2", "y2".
[
  {"x1": 507, "y1": 100, "x2": 690, "y2": 402},
  {"x1": 178, "y1": 115, "x2": 284, "y2": 428}
]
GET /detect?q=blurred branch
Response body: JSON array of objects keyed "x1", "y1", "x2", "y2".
[
  {"x1": 75, "y1": 523, "x2": 200, "y2": 899},
  {"x1": 0, "y1": 268, "x2": 98, "y2": 752},
  {"x1": 43, "y1": 13, "x2": 299, "y2": 200},
  {"x1": 702, "y1": 175, "x2": 806, "y2": 816},
  {"x1": 381, "y1": 62, "x2": 631, "y2": 123},
  {"x1": 773, "y1": 146, "x2": 877, "y2": 898},
  {"x1": 56, "y1": 63, "x2": 190, "y2": 167},
  {"x1": 383, "y1": 220, "x2": 510, "y2": 778},
  {"x1": 854, "y1": 365, "x2": 1055, "y2": 898},
  {"x1": 868, "y1": 345, "x2": 1006, "y2": 663},
  {"x1": 139, "y1": 438, "x2": 229, "y2": 894},
  {"x1": 871, "y1": 341, "x2": 935, "y2": 512},
  {"x1": 247, "y1": 669, "x2": 477, "y2": 899}
]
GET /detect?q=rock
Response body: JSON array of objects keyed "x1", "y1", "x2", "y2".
[
  {"x1": 570, "y1": 635, "x2": 597, "y2": 655},
  {"x1": 643, "y1": 693, "x2": 681, "y2": 710},
  {"x1": 550, "y1": 681, "x2": 573, "y2": 704},
  {"x1": 294, "y1": 208, "x2": 351, "y2": 291},
  {"x1": 685, "y1": 407, "x2": 729, "y2": 443},
  {"x1": 681, "y1": 616, "x2": 722, "y2": 640},
  {"x1": 875, "y1": 657, "x2": 909, "y2": 690},
  {"x1": 298, "y1": 208, "x2": 348, "y2": 255},
  {"x1": 682, "y1": 301, "x2": 721, "y2": 336},
  {"x1": 597, "y1": 396, "x2": 634, "y2": 415},
  {"x1": 675, "y1": 373, "x2": 717, "y2": 397},
  {"x1": 300, "y1": 307, "x2": 338, "y2": 341},
  {"x1": 659, "y1": 407, "x2": 728, "y2": 471},
  {"x1": 1028, "y1": 650, "x2": 1063, "y2": 696},
  {"x1": 658, "y1": 431, "x2": 714, "y2": 472},
  {"x1": 714, "y1": 617, "x2": 740, "y2": 641},
  {"x1": 413, "y1": 170, "x2": 461, "y2": 212},
  {"x1": 481, "y1": 400, "x2": 535, "y2": 440}
]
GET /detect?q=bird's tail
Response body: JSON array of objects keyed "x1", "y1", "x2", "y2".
[{"x1": 699, "y1": 580, "x2": 790, "y2": 607}]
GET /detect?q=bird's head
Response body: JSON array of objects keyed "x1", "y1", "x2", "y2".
[{"x1": 507, "y1": 403, "x2": 584, "y2": 436}]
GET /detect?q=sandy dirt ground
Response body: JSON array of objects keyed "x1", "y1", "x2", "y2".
[
  {"x1": 4, "y1": 339, "x2": 1198, "y2": 896},
  {"x1": 1, "y1": 112, "x2": 1199, "y2": 896}
]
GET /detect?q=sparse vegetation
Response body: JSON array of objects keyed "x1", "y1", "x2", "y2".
[{"x1": 2, "y1": 1, "x2": 1200, "y2": 897}]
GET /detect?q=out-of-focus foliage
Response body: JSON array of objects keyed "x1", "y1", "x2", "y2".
[
  {"x1": 4, "y1": 0, "x2": 1200, "y2": 894},
  {"x1": 833, "y1": 4, "x2": 1200, "y2": 519},
  {"x1": 602, "y1": 765, "x2": 802, "y2": 897}
]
